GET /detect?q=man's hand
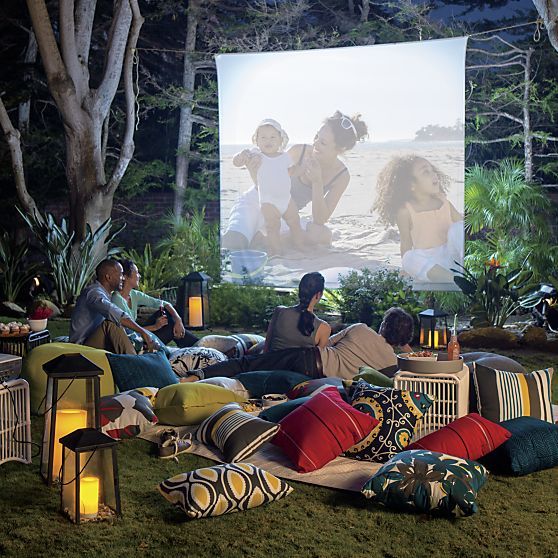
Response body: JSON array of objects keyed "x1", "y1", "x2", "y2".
[
  {"x1": 142, "y1": 332, "x2": 156, "y2": 353},
  {"x1": 173, "y1": 318, "x2": 186, "y2": 339},
  {"x1": 154, "y1": 314, "x2": 168, "y2": 330}
]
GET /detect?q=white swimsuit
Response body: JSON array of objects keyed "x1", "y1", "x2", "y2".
[{"x1": 255, "y1": 150, "x2": 292, "y2": 215}]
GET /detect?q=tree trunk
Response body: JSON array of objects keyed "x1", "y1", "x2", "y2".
[
  {"x1": 18, "y1": 29, "x2": 37, "y2": 133},
  {"x1": 523, "y1": 48, "x2": 534, "y2": 183},
  {"x1": 532, "y1": 0, "x2": 558, "y2": 53},
  {"x1": 174, "y1": 0, "x2": 201, "y2": 217}
]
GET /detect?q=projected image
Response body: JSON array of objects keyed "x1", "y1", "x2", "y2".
[{"x1": 217, "y1": 37, "x2": 467, "y2": 289}]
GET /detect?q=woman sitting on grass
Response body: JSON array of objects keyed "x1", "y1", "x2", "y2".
[{"x1": 264, "y1": 272, "x2": 331, "y2": 352}]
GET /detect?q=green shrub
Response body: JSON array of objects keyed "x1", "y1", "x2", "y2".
[
  {"x1": 0, "y1": 230, "x2": 39, "y2": 302},
  {"x1": 210, "y1": 283, "x2": 296, "y2": 330},
  {"x1": 337, "y1": 268, "x2": 423, "y2": 330}
]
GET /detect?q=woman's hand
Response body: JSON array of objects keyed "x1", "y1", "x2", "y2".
[
  {"x1": 173, "y1": 318, "x2": 186, "y2": 339},
  {"x1": 304, "y1": 156, "x2": 322, "y2": 184},
  {"x1": 154, "y1": 314, "x2": 168, "y2": 330}
]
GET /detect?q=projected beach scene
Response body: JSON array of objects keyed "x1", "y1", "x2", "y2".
[{"x1": 217, "y1": 38, "x2": 467, "y2": 289}]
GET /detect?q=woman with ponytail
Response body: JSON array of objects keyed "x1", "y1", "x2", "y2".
[{"x1": 264, "y1": 272, "x2": 331, "y2": 352}]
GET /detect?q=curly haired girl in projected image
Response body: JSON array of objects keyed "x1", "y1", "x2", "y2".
[{"x1": 372, "y1": 155, "x2": 464, "y2": 284}]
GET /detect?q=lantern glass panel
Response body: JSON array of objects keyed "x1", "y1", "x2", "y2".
[{"x1": 418, "y1": 310, "x2": 449, "y2": 350}]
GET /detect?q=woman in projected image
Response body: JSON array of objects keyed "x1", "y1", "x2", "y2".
[
  {"x1": 372, "y1": 155, "x2": 463, "y2": 283},
  {"x1": 223, "y1": 111, "x2": 368, "y2": 252}
]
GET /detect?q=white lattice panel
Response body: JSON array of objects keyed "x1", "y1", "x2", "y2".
[{"x1": 1, "y1": 379, "x2": 32, "y2": 465}]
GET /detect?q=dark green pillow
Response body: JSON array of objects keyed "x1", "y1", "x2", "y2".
[
  {"x1": 354, "y1": 366, "x2": 394, "y2": 388},
  {"x1": 480, "y1": 416, "x2": 558, "y2": 476},
  {"x1": 234, "y1": 370, "x2": 309, "y2": 398},
  {"x1": 107, "y1": 352, "x2": 178, "y2": 391},
  {"x1": 259, "y1": 397, "x2": 310, "y2": 422}
]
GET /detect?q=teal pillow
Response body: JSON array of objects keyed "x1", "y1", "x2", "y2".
[
  {"x1": 108, "y1": 352, "x2": 178, "y2": 391},
  {"x1": 354, "y1": 366, "x2": 394, "y2": 388},
  {"x1": 480, "y1": 416, "x2": 558, "y2": 476},
  {"x1": 259, "y1": 397, "x2": 311, "y2": 422},
  {"x1": 234, "y1": 370, "x2": 309, "y2": 398},
  {"x1": 362, "y1": 449, "x2": 488, "y2": 517}
]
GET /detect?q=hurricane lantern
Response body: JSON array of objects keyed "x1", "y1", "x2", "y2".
[
  {"x1": 418, "y1": 308, "x2": 449, "y2": 350},
  {"x1": 177, "y1": 271, "x2": 211, "y2": 330}
]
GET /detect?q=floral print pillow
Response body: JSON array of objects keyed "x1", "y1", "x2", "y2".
[{"x1": 361, "y1": 449, "x2": 488, "y2": 517}]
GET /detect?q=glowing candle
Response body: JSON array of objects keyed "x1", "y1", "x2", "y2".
[
  {"x1": 52, "y1": 409, "x2": 87, "y2": 482},
  {"x1": 80, "y1": 476, "x2": 99, "y2": 517},
  {"x1": 188, "y1": 296, "x2": 203, "y2": 327},
  {"x1": 433, "y1": 330, "x2": 439, "y2": 349},
  {"x1": 419, "y1": 328, "x2": 425, "y2": 345}
]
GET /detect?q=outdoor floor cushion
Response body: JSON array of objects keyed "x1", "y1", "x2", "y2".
[
  {"x1": 286, "y1": 377, "x2": 344, "y2": 399},
  {"x1": 21, "y1": 342, "x2": 113, "y2": 413},
  {"x1": 108, "y1": 351, "x2": 178, "y2": 391},
  {"x1": 196, "y1": 403, "x2": 279, "y2": 462},
  {"x1": 194, "y1": 334, "x2": 265, "y2": 358},
  {"x1": 197, "y1": 377, "x2": 250, "y2": 398},
  {"x1": 353, "y1": 366, "x2": 394, "y2": 388},
  {"x1": 480, "y1": 416, "x2": 558, "y2": 476},
  {"x1": 168, "y1": 347, "x2": 227, "y2": 377},
  {"x1": 407, "y1": 413, "x2": 511, "y2": 461},
  {"x1": 272, "y1": 387, "x2": 379, "y2": 473},
  {"x1": 159, "y1": 463, "x2": 292, "y2": 519},
  {"x1": 154, "y1": 382, "x2": 246, "y2": 425},
  {"x1": 361, "y1": 449, "x2": 488, "y2": 517},
  {"x1": 473, "y1": 364, "x2": 554, "y2": 423},
  {"x1": 234, "y1": 370, "x2": 309, "y2": 398}
]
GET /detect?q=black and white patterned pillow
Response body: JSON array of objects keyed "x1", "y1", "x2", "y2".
[{"x1": 169, "y1": 347, "x2": 227, "y2": 377}]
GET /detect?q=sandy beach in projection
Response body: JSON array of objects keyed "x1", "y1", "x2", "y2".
[{"x1": 220, "y1": 141, "x2": 464, "y2": 288}]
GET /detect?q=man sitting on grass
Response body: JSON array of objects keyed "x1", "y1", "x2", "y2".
[
  {"x1": 182, "y1": 307, "x2": 414, "y2": 381},
  {"x1": 69, "y1": 259, "x2": 155, "y2": 354}
]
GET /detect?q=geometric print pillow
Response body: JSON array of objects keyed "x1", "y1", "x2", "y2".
[
  {"x1": 99, "y1": 389, "x2": 158, "y2": 440},
  {"x1": 473, "y1": 364, "x2": 554, "y2": 423},
  {"x1": 168, "y1": 347, "x2": 228, "y2": 377},
  {"x1": 361, "y1": 449, "x2": 488, "y2": 517},
  {"x1": 196, "y1": 403, "x2": 279, "y2": 462},
  {"x1": 345, "y1": 380, "x2": 434, "y2": 463},
  {"x1": 158, "y1": 463, "x2": 292, "y2": 519}
]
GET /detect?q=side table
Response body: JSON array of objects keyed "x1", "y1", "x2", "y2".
[
  {"x1": 0, "y1": 329, "x2": 50, "y2": 357},
  {"x1": 394, "y1": 365, "x2": 470, "y2": 440},
  {"x1": 0, "y1": 378, "x2": 32, "y2": 465}
]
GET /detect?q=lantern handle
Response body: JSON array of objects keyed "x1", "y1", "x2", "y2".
[
  {"x1": 59, "y1": 447, "x2": 97, "y2": 486},
  {"x1": 37, "y1": 376, "x2": 78, "y2": 417}
]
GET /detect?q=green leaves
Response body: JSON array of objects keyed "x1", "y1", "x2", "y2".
[{"x1": 0, "y1": 231, "x2": 40, "y2": 302}]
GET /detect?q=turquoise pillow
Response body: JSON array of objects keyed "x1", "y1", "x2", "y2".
[
  {"x1": 480, "y1": 416, "x2": 558, "y2": 476},
  {"x1": 234, "y1": 370, "x2": 309, "y2": 398},
  {"x1": 259, "y1": 397, "x2": 310, "y2": 422},
  {"x1": 108, "y1": 352, "x2": 178, "y2": 391}
]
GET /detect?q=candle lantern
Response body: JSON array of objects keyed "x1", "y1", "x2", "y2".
[
  {"x1": 40, "y1": 353, "x2": 103, "y2": 485},
  {"x1": 59, "y1": 428, "x2": 121, "y2": 524},
  {"x1": 177, "y1": 271, "x2": 211, "y2": 330},
  {"x1": 418, "y1": 309, "x2": 449, "y2": 350}
]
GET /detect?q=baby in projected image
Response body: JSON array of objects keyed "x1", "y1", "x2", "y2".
[
  {"x1": 233, "y1": 119, "x2": 300, "y2": 255},
  {"x1": 372, "y1": 155, "x2": 464, "y2": 283}
]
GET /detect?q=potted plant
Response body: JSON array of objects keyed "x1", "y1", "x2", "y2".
[{"x1": 28, "y1": 303, "x2": 54, "y2": 332}]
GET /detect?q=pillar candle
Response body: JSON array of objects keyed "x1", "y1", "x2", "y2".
[
  {"x1": 52, "y1": 409, "x2": 87, "y2": 482},
  {"x1": 188, "y1": 296, "x2": 203, "y2": 327},
  {"x1": 80, "y1": 476, "x2": 99, "y2": 517}
]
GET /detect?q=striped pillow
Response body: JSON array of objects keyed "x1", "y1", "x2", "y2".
[
  {"x1": 196, "y1": 403, "x2": 279, "y2": 462},
  {"x1": 473, "y1": 364, "x2": 554, "y2": 423}
]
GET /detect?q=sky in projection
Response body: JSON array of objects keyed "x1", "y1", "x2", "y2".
[{"x1": 217, "y1": 37, "x2": 466, "y2": 145}]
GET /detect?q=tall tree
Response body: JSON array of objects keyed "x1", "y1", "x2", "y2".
[{"x1": 0, "y1": 0, "x2": 144, "y2": 242}]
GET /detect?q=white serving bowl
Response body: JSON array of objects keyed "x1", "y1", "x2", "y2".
[
  {"x1": 261, "y1": 393, "x2": 288, "y2": 408},
  {"x1": 27, "y1": 318, "x2": 48, "y2": 332}
]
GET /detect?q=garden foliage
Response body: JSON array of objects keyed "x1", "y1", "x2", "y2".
[{"x1": 0, "y1": 230, "x2": 39, "y2": 302}]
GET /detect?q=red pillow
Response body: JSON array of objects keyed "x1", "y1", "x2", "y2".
[
  {"x1": 272, "y1": 387, "x2": 379, "y2": 473},
  {"x1": 407, "y1": 413, "x2": 511, "y2": 460}
]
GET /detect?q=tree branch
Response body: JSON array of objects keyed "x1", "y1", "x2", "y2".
[
  {"x1": 0, "y1": 97, "x2": 43, "y2": 222},
  {"x1": 467, "y1": 136, "x2": 523, "y2": 144},
  {"x1": 105, "y1": 0, "x2": 144, "y2": 196},
  {"x1": 532, "y1": 0, "x2": 558, "y2": 53},
  {"x1": 74, "y1": 0, "x2": 97, "y2": 65},
  {"x1": 475, "y1": 111, "x2": 523, "y2": 125},
  {"x1": 59, "y1": 0, "x2": 86, "y2": 100}
]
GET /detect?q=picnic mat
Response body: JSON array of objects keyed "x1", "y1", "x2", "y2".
[{"x1": 139, "y1": 425, "x2": 382, "y2": 493}]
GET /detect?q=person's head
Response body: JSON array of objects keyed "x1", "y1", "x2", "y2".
[
  {"x1": 313, "y1": 111, "x2": 368, "y2": 161},
  {"x1": 119, "y1": 259, "x2": 140, "y2": 290},
  {"x1": 373, "y1": 155, "x2": 450, "y2": 226},
  {"x1": 378, "y1": 307, "x2": 414, "y2": 347},
  {"x1": 296, "y1": 272, "x2": 325, "y2": 337},
  {"x1": 252, "y1": 119, "x2": 289, "y2": 155},
  {"x1": 95, "y1": 259, "x2": 123, "y2": 292}
]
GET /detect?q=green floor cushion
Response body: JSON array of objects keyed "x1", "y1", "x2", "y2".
[
  {"x1": 196, "y1": 403, "x2": 279, "y2": 462},
  {"x1": 159, "y1": 463, "x2": 292, "y2": 519},
  {"x1": 99, "y1": 388, "x2": 158, "y2": 440},
  {"x1": 21, "y1": 342, "x2": 113, "y2": 413},
  {"x1": 168, "y1": 347, "x2": 227, "y2": 377},
  {"x1": 286, "y1": 377, "x2": 344, "y2": 399},
  {"x1": 154, "y1": 383, "x2": 246, "y2": 426},
  {"x1": 473, "y1": 364, "x2": 554, "y2": 423},
  {"x1": 354, "y1": 366, "x2": 394, "y2": 388},
  {"x1": 361, "y1": 449, "x2": 488, "y2": 517},
  {"x1": 108, "y1": 351, "x2": 178, "y2": 391},
  {"x1": 345, "y1": 380, "x2": 434, "y2": 463},
  {"x1": 480, "y1": 416, "x2": 558, "y2": 476},
  {"x1": 234, "y1": 370, "x2": 309, "y2": 398}
]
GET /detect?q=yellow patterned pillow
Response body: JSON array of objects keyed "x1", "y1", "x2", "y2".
[{"x1": 158, "y1": 463, "x2": 292, "y2": 519}]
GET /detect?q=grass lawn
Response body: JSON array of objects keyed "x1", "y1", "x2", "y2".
[{"x1": 0, "y1": 318, "x2": 557, "y2": 557}]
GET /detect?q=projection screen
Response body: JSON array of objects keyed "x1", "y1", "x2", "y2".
[{"x1": 217, "y1": 37, "x2": 468, "y2": 290}]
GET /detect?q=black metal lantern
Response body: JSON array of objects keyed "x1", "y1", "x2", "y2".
[
  {"x1": 59, "y1": 428, "x2": 121, "y2": 524},
  {"x1": 40, "y1": 353, "x2": 103, "y2": 485},
  {"x1": 177, "y1": 271, "x2": 211, "y2": 330},
  {"x1": 418, "y1": 309, "x2": 449, "y2": 350}
]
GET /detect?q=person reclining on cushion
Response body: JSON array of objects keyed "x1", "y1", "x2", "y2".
[
  {"x1": 112, "y1": 259, "x2": 198, "y2": 348},
  {"x1": 69, "y1": 259, "x2": 155, "y2": 354},
  {"x1": 183, "y1": 307, "x2": 413, "y2": 381}
]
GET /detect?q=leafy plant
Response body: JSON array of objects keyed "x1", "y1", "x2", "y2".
[
  {"x1": 18, "y1": 210, "x2": 123, "y2": 308},
  {"x1": 452, "y1": 259, "x2": 538, "y2": 328},
  {"x1": 0, "y1": 230, "x2": 40, "y2": 302},
  {"x1": 120, "y1": 243, "x2": 175, "y2": 297},
  {"x1": 337, "y1": 268, "x2": 423, "y2": 331}
]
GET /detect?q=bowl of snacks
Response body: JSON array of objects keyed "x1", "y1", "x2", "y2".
[
  {"x1": 261, "y1": 394, "x2": 288, "y2": 408},
  {"x1": 397, "y1": 351, "x2": 464, "y2": 374}
]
